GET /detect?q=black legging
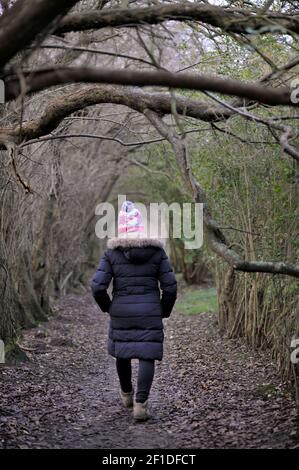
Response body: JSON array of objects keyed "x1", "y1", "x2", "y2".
[{"x1": 116, "y1": 358, "x2": 155, "y2": 403}]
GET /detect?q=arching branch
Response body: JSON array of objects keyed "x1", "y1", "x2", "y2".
[
  {"x1": 56, "y1": 3, "x2": 299, "y2": 36},
  {"x1": 0, "y1": 85, "x2": 235, "y2": 146}
]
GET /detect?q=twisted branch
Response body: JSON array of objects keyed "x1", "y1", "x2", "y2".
[{"x1": 144, "y1": 109, "x2": 299, "y2": 278}]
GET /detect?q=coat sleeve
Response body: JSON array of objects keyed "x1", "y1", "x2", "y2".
[
  {"x1": 158, "y1": 249, "x2": 177, "y2": 319},
  {"x1": 90, "y1": 250, "x2": 113, "y2": 313}
]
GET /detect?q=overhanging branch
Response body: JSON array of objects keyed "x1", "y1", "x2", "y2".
[
  {"x1": 55, "y1": 3, "x2": 299, "y2": 36},
  {"x1": 4, "y1": 66, "x2": 293, "y2": 106}
]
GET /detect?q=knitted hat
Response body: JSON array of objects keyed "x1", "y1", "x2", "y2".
[{"x1": 118, "y1": 200, "x2": 144, "y2": 235}]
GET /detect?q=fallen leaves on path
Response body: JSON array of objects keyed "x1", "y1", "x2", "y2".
[{"x1": 0, "y1": 292, "x2": 298, "y2": 449}]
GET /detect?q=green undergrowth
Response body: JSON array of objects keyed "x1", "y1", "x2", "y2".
[{"x1": 176, "y1": 287, "x2": 218, "y2": 315}]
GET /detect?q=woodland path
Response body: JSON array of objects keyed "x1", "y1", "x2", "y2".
[{"x1": 0, "y1": 291, "x2": 298, "y2": 449}]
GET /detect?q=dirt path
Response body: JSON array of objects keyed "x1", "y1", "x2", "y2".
[{"x1": 0, "y1": 292, "x2": 298, "y2": 449}]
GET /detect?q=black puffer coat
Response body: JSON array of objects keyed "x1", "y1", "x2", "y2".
[{"x1": 91, "y1": 237, "x2": 177, "y2": 361}]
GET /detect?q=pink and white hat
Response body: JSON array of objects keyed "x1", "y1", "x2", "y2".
[{"x1": 118, "y1": 201, "x2": 144, "y2": 235}]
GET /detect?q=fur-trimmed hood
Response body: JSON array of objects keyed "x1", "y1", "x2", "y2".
[{"x1": 107, "y1": 237, "x2": 165, "y2": 250}]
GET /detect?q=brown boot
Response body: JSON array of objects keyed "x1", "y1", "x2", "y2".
[
  {"x1": 120, "y1": 389, "x2": 134, "y2": 408},
  {"x1": 133, "y1": 399, "x2": 149, "y2": 421}
]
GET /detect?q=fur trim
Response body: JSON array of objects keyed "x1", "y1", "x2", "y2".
[{"x1": 107, "y1": 237, "x2": 165, "y2": 250}]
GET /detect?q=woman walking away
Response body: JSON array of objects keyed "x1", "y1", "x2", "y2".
[{"x1": 91, "y1": 201, "x2": 177, "y2": 421}]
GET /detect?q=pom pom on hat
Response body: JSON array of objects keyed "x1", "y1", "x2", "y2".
[{"x1": 118, "y1": 200, "x2": 144, "y2": 234}]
